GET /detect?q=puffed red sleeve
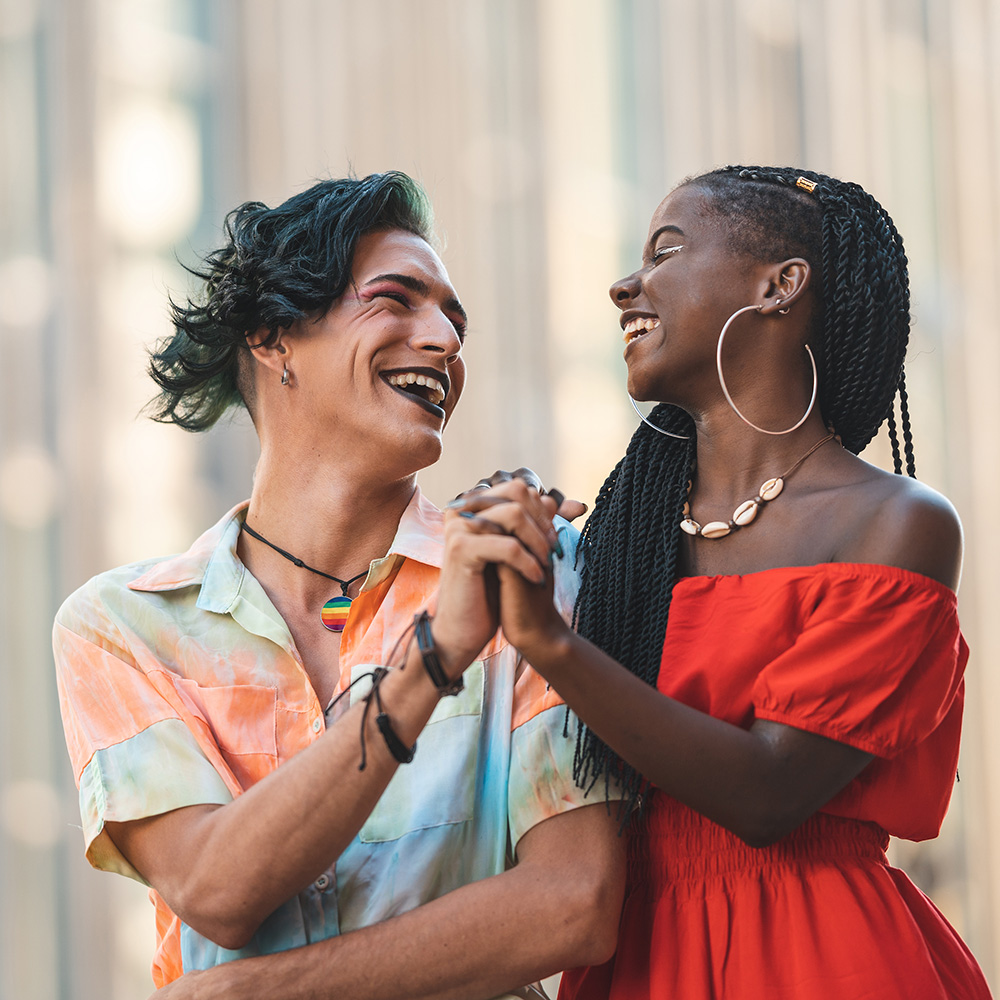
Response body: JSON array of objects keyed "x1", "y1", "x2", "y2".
[{"x1": 751, "y1": 567, "x2": 966, "y2": 758}]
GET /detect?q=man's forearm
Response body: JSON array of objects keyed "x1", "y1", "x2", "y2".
[
  {"x1": 154, "y1": 804, "x2": 624, "y2": 1000},
  {"x1": 112, "y1": 640, "x2": 449, "y2": 948}
]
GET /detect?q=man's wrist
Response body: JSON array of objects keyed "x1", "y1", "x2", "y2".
[
  {"x1": 422, "y1": 618, "x2": 483, "y2": 681},
  {"x1": 414, "y1": 612, "x2": 465, "y2": 696},
  {"x1": 398, "y1": 619, "x2": 477, "y2": 695}
]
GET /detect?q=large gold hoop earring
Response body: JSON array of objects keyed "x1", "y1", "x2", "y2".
[{"x1": 716, "y1": 304, "x2": 818, "y2": 436}]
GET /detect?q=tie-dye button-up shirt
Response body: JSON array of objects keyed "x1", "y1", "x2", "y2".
[{"x1": 53, "y1": 490, "x2": 589, "y2": 987}]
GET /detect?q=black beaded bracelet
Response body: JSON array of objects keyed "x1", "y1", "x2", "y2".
[{"x1": 414, "y1": 611, "x2": 464, "y2": 697}]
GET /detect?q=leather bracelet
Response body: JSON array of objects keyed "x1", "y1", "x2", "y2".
[
  {"x1": 375, "y1": 711, "x2": 416, "y2": 763},
  {"x1": 371, "y1": 671, "x2": 416, "y2": 764},
  {"x1": 414, "y1": 611, "x2": 464, "y2": 697}
]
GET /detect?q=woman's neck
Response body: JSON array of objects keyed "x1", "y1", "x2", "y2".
[{"x1": 688, "y1": 411, "x2": 837, "y2": 504}]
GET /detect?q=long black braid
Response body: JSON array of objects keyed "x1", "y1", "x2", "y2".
[{"x1": 572, "y1": 166, "x2": 915, "y2": 810}]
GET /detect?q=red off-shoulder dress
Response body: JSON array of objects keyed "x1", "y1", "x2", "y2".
[{"x1": 560, "y1": 563, "x2": 991, "y2": 1000}]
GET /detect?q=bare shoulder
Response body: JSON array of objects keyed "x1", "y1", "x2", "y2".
[{"x1": 833, "y1": 463, "x2": 963, "y2": 590}]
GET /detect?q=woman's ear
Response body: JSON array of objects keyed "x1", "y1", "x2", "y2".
[{"x1": 759, "y1": 258, "x2": 811, "y2": 315}]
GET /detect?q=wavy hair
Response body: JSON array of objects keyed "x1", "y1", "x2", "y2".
[{"x1": 147, "y1": 171, "x2": 434, "y2": 431}]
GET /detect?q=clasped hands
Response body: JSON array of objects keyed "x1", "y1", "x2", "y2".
[{"x1": 431, "y1": 469, "x2": 583, "y2": 679}]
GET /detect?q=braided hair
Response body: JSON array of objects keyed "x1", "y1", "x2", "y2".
[
  {"x1": 572, "y1": 166, "x2": 914, "y2": 810},
  {"x1": 147, "y1": 171, "x2": 434, "y2": 431}
]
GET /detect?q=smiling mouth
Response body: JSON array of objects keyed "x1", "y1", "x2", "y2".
[
  {"x1": 381, "y1": 369, "x2": 448, "y2": 417},
  {"x1": 623, "y1": 316, "x2": 661, "y2": 345}
]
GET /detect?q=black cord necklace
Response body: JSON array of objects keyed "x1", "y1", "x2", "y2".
[{"x1": 242, "y1": 522, "x2": 369, "y2": 633}]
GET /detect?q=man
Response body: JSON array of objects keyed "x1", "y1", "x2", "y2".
[{"x1": 53, "y1": 172, "x2": 623, "y2": 998}]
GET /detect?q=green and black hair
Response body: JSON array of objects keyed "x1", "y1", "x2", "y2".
[
  {"x1": 572, "y1": 165, "x2": 914, "y2": 810},
  {"x1": 148, "y1": 171, "x2": 434, "y2": 431}
]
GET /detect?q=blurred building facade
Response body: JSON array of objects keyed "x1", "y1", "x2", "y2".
[{"x1": 1, "y1": 0, "x2": 997, "y2": 996}]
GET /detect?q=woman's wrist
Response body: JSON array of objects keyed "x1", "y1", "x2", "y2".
[{"x1": 515, "y1": 619, "x2": 576, "y2": 676}]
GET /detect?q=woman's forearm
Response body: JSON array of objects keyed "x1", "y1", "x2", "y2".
[{"x1": 519, "y1": 628, "x2": 871, "y2": 845}]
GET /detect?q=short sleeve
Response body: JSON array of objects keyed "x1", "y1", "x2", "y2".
[
  {"x1": 751, "y1": 570, "x2": 966, "y2": 758},
  {"x1": 54, "y1": 588, "x2": 232, "y2": 881},
  {"x1": 507, "y1": 693, "x2": 592, "y2": 854}
]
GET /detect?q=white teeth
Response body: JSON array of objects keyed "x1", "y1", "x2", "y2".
[
  {"x1": 623, "y1": 316, "x2": 661, "y2": 342},
  {"x1": 387, "y1": 372, "x2": 446, "y2": 406}
]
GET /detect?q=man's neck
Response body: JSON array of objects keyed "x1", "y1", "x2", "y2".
[{"x1": 240, "y1": 454, "x2": 419, "y2": 610}]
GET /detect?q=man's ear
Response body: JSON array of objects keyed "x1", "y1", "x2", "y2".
[
  {"x1": 758, "y1": 258, "x2": 811, "y2": 315},
  {"x1": 246, "y1": 329, "x2": 288, "y2": 379}
]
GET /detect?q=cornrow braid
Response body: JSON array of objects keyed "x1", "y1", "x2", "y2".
[{"x1": 572, "y1": 166, "x2": 915, "y2": 810}]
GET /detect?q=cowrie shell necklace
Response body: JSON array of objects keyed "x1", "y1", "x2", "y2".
[{"x1": 681, "y1": 432, "x2": 837, "y2": 540}]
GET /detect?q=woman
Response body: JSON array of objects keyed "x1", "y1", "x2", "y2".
[{"x1": 461, "y1": 166, "x2": 991, "y2": 998}]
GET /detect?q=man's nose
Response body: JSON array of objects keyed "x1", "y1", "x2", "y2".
[{"x1": 413, "y1": 311, "x2": 462, "y2": 362}]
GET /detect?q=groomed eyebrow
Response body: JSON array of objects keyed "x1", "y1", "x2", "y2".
[
  {"x1": 363, "y1": 272, "x2": 467, "y2": 324},
  {"x1": 644, "y1": 224, "x2": 686, "y2": 257}
]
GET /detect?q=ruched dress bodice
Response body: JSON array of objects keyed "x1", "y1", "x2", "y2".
[{"x1": 560, "y1": 564, "x2": 990, "y2": 1000}]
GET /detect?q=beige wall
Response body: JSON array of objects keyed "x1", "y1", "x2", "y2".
[{"x1": 0, "y1": 1, "x2": 996, "y2": 996}]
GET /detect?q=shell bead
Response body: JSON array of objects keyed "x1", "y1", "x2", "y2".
[
  {"x1": 733, "y1": 500, "x2": 760, "y2": 526},
  {"x1": 759, "y1": 477, "x2": 784, "y2": 501},
  {"x1": 701, "y1": 521, "x2": 732, "y2": 539},
  {"x1": 678, "y1": 431, "x2": 836, "y2": 541}
]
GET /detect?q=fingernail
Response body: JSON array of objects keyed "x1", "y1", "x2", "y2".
[
  {"x1": 459, "y1": 511, "x2": 476, "y2": 520},
  {"x1": 545, "y1": 488, "x2": 565, "y2": 508},
  {"x1": 445, "y1": 498, "x2": 468, "y2": 509},
  {"x1": 553, "y1": 536, "x2": 564, "y2": 559}
]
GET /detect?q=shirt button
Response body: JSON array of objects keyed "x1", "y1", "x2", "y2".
[
  {"x1": 312, "y1": 717, "x2": 322, "y2": 733},
  {"x1": 314, "y1": 873, "x2": 331, "y2": 891}
]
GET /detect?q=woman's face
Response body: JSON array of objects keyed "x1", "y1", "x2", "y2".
[{"x1": 610, "y1": 184, "x2": 764, "y2": 406}]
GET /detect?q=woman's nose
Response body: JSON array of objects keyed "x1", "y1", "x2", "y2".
[{"x1": 609, "y1": 271, "x2": 641, "y2": 307}]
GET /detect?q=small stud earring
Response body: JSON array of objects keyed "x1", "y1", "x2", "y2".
[
  {"x1": 775, "y1": 298, "x2": 790, "y2": 315},
  {"x1": 281, "y1": 365, "x2": 290, "y2": 386}
]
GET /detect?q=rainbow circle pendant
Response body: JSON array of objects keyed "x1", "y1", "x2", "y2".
[{"x1": 321, "y1": 595, "x2": 352, "y2": 633}]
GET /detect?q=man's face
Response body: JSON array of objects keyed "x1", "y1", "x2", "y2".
[{"x1": 286, "y1": 228, "x2": 467, "y2": 476}]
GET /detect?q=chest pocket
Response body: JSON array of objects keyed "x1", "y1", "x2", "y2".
[
  {"x1": 350, "y1": 660, "x2": 485, "y2": 843},
  {"x1": 172, "y1": 677, "x2": 278, "y2": 789}
]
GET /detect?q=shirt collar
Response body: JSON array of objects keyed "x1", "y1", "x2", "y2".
[
  {"x1": 383, "y1": 486, "x2": 443, "y2": 569},
  {"x1": 126, "y1": 488, "x2": 443, "y2": 610}
]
